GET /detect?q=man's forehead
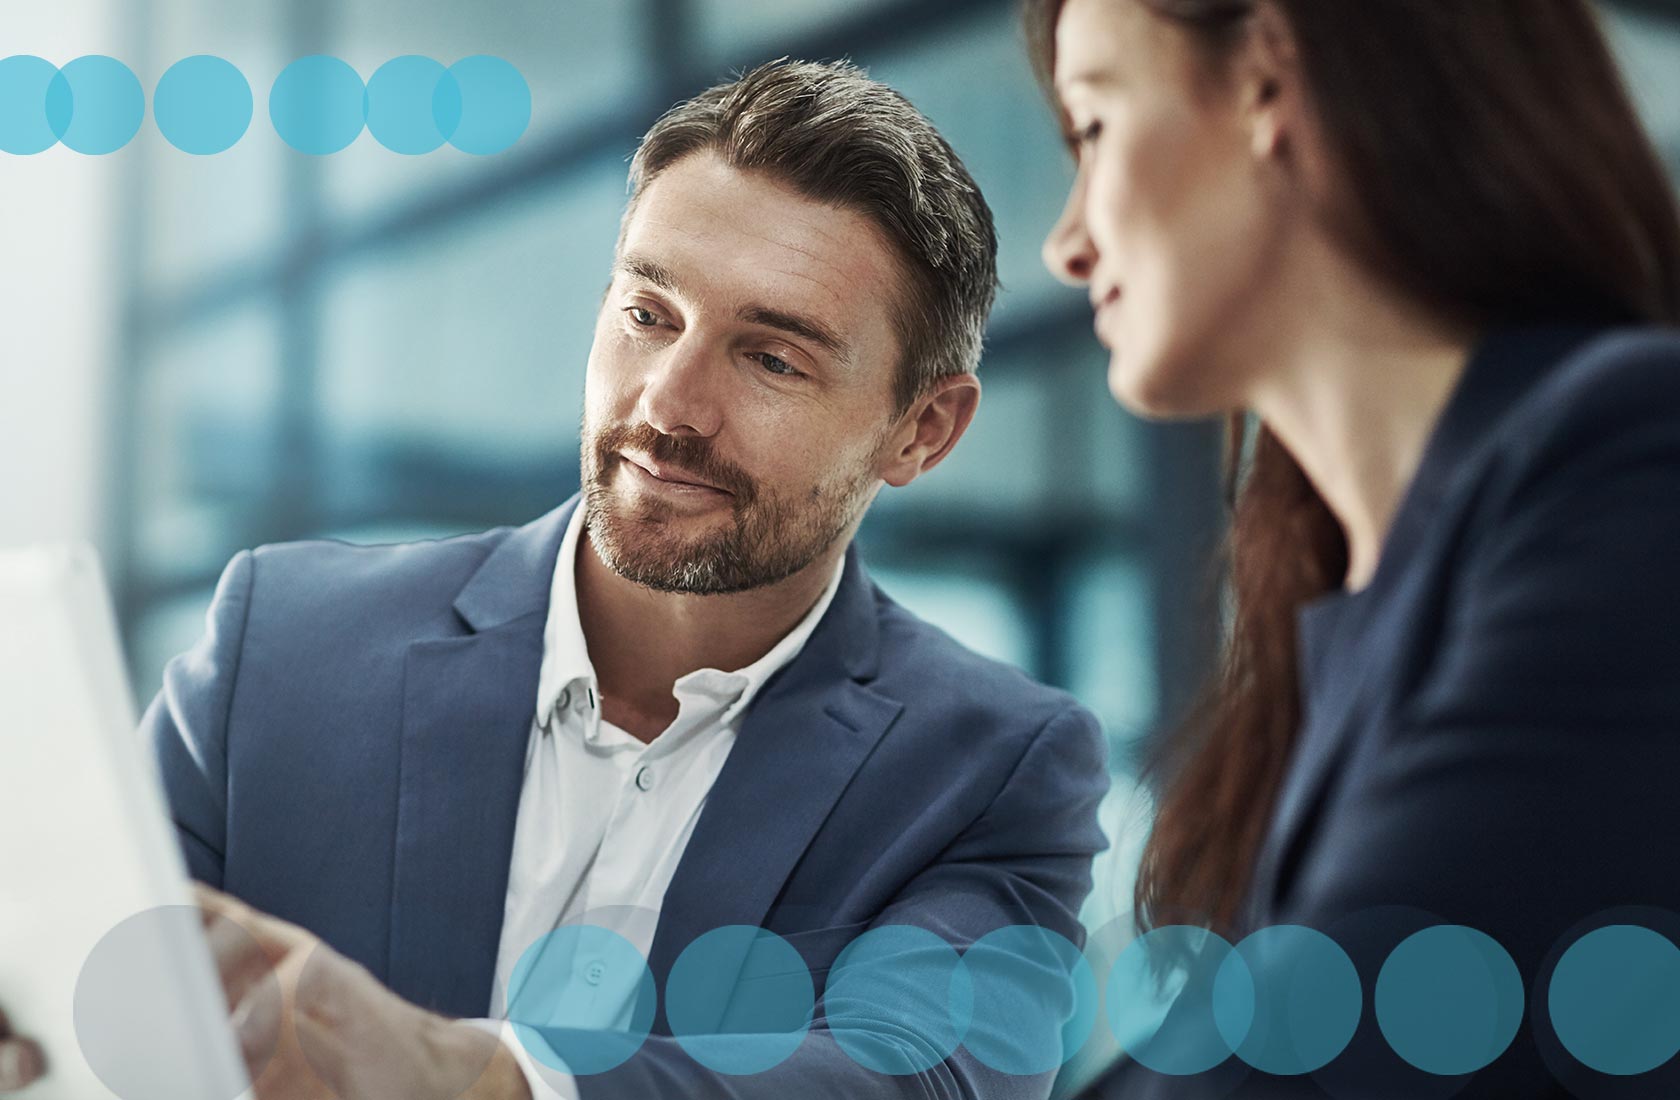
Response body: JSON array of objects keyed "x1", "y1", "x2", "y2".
[{"x1": 617, "y1": 153, "x2": 904, "y2": 328}]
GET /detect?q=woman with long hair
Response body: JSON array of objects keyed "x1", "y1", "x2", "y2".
[{"x1": 1031, "y1": 0, "x2": 1680, "y2": 1095}]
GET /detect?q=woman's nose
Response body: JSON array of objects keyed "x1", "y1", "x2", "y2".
[{"x1": 1043, "y1": 170, "x2": 1098, "y2": 287}]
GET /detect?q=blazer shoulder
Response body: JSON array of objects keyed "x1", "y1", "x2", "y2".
[
  {"x1": 1503, "y1": 326, "x2": 1680, "y2": 458},
  {"x1": 869, "y1": 585, "x2": 1097, "y2": 734},
  {"x1": 242, "y1": 524, "x2": 515, "y2": 632}
]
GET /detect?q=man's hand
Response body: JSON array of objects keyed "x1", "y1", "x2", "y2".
[
  {"x1": 0, "y1": 1006, "x2": 45, "y2": 1093},
  {"x1": 193, "y1": 885, "x2": 531, "y2": 1100}
]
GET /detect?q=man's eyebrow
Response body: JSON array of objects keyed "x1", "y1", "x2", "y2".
[
  {"x1": 615, "y1": 254, "x2": 684, "y2": 295},
  {"x1": 616, "y1": 252, "x2": 853, "y2": 364},
  {"x1": 738, "y1": 305, "x2": 851, "y2": 364}
]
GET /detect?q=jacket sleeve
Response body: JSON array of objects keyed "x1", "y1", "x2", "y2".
[
  {"x1": 137, "y1": 549, "x2": 256, "y2": 889},
  {"x1": 516, "y1": 704, "x2": 1111, "y2": 1100}
]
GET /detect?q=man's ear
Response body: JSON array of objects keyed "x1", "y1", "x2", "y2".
[{"x1": 879, "y1": 373, "x2": 982, "y2": 488}]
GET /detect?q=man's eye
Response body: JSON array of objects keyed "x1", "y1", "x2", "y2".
[
  {"x1": 627, "y1": 307, "x2": 660, "y2": 327},
  {"x1": 1077, "y1": 120, "x2": 1103, "y2": 145},
  {"x1": 752, "y1": 352, "x2": 798, "y2": 377}
]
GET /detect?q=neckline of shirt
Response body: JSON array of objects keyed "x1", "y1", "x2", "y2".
[{"x1": 533, "y1": 500, "x2": 847, "y2": 739}]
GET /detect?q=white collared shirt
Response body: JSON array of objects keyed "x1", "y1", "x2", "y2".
[{"x1": 477, "y1": 503, "x2": 845, "y2": 1094}]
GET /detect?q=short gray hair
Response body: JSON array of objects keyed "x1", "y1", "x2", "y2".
[{"x1": 625, "y1": 58, "x2": 999, "y2": 413}]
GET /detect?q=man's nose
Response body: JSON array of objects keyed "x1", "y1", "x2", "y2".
[{"x1": 636, "y1": 336, "x2": 724, "y2": 438}]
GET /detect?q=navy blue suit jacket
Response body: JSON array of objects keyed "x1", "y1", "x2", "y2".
[
  {"x1": 1087, "y1": 325, "x2": 1680, "y2": 1098},
  {"x1": 141, "y1": 496, "x2": 1110, "y2": 1099}
]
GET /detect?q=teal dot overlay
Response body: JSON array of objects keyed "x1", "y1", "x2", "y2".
[
  {"x1": 1375, "y1": 925, "x2": 1524, "y2": 1076},
  {"x1": 52, "y1": 56, "x2": 144, "y2": 155},
  {"x1": 1108, "y1": 926, "x2": 1251, "y2": 1075},
  {"x1": 1549, "y1": 924, "x2": 1680, "y2": 1075},
  {"x1": 666, "y1": 926, "x2": 814, "y2": 1074},
  {"x1": 270, "y1": 55, "x2": 365, "y2": 155},
  {"x1": 962, "y1": 925, "x2": 1098, "y2": 1075},
  {"x1": 366, "y1": 55, "x2": 460, "y2": 155},
  {"x1": 505, "y1": 925, "x2": 656, "y2": 1075},
  {"x1": 446, "y1": 55, "x2": 530, "y2": 155},
  {"x1": 154, "y1": 56, "x2": 252, "y2": 154},
  {"x1": 0, "y1": 55, "x2": 63, "y2": 154},
  {"x1": 828, "y1": 926, "x2": 973, "y2": 1075},
  {"x1": 1216, "y1": 925, "x2": 1360, "y2": 1075}
]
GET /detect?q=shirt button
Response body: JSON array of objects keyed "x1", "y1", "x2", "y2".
[
  {"x1": 635, "y1": 766, "x2": 655, "y2": 792},
  {"x1": 583, "y1": 959, "x2": 606, "y2": 985},
  {"x1": 556, "y1": 687, "x2": 571, "y2": 711}
]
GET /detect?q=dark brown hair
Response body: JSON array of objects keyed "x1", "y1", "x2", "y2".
[
  {"x1": 1026, "y1": 0, "x2": 1680, "y2": 935},
  {"x1": 627, "y1": 58, "x2": 999, "y2": 414}
]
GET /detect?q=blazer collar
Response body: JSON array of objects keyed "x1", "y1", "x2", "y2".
[
  {"x1": 389, "y1": 503, "x2": 566, "y2": 1015},
  {"x1": 1369, "y1": 322, "x2": 1609, "y2": 591},
  {"x1": 451, "y1": 498, "x2": 579, "y2": 633}
]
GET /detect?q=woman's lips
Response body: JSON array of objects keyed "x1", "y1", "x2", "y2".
[{"x1": 1091, "y1": 287, "x2": 1121, "y2": 344}]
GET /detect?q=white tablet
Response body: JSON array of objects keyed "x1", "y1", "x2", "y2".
[{"x1": 0, "y1": 545, "x2": 250, "y2": 1100}]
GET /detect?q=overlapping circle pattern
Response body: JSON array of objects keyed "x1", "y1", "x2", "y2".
[
  {"x1": 0, "y1": 53, "x2": 527, "y2": 155},
  {"x1": 66, "y1": 907, "x2": 1680, "y2": 1088},
  {"x1": 495, "y1": 917, "x2": 1680, "y2": 1082}
]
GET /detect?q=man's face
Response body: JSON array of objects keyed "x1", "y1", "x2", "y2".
[{"x1": 581, "y1": 150, "x2": 908, "y2": 595}]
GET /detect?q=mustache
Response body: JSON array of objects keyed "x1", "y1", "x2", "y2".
[{"x1": 591, "y1": 422, "x2": 757, "y2": 504}]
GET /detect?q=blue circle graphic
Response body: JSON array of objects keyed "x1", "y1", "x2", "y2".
[
  {"x1": 828, "y1": 926, "x2": 972, "y2": 1075},
  {"x1": 1108, "y1": 925, "x2": 1251, "y2": 1076},
  {"x1": 53, "y1": 55, "x2": 144, "y2": 155},
  {"x1": 505, "y1": 924, "x2": 657, "y2": 1075},
  {"x1": 366, "y1": 55, "x2": 460, "y2": 155},
  {"x1": 666, "y1": 926, "x2": 814, "y2": 1074},
  {"x1": 962, "y1": 925, "x2": 1098, "y2": 1075},
  {"x1": 1549, "y1": 924, "x2": 1680, "y2": 1076},
  {"x1": 1215, "y1": 924, "x2": 1360, "y2": 1075},
  {"x1": 1375, "y1": 925, "x2": 1524, "y2": 1076},
  {"x1": 0, "y1": 55, "x2": 63, "y2": 154},
  {"x1": 446, "y1": 55, "x2": 530, "y2": 155},
  {"x1": 154, "y1": 55, "x2": 252, "y2": 154},
  {"x1": 270, "y1": 55, "x2": 365, "y2": 155}
]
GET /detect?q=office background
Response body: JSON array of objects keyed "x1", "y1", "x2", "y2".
[{"x1": 5, "y1": 0, "x2": 1680, "y2": 942}]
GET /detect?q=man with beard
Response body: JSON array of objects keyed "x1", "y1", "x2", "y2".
[{"x1": 1, "y1": 60, "x2": 1108, "y2": 1100}]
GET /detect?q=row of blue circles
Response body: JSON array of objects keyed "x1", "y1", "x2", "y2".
[
  {"x1": 500, "y1": 920, "x2": 1680, "y2": 1079},
  {"x1": 0, "y1": 54, "x2": 529, "y2": 156}
]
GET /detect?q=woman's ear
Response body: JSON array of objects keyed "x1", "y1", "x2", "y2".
[
  {"x1": 1242, "y1": 0, "x2": 1304, "y2": 162},
  {"x1": 879, "y1": 373, "x2": 982, "y2": 489}
]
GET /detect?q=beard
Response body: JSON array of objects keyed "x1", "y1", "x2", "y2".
[{"x1": 581, "y1": 418, "x2": 878, "y2": 595}]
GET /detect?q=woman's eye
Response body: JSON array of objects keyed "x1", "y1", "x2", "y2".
[
  {"x1": 1077, "y1": 120, "x2": 1103, "y2": 145},
  {"x1": 627, "y1": 306, "x2": 660, "y2": 327},
  {"x1": 752, "y1": 352, "x2": 798, "y2": 377}
]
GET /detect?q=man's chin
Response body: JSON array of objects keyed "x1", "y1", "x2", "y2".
[
  {"x1": 603, "y1": 497, "x2": 735, "y2": 539},
  {"x1": 586, "y1": 509, "x2": 730, "y2": 591}
]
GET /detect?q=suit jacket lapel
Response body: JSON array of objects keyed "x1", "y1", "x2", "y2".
[
  {"x1": 1243, "y1": 609, "x2": 1368, "y2": 929},
  {"x1": 647, "y1": 545, "x2": 903, "y2": 1034},
  {"x1": 386, "y1": 501, "x2": 575, "y2": 1017}
]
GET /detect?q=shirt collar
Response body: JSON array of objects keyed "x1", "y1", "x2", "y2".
[
  {"x1": 534, "y1": 500, "x2": 598, "y2": 727},
  {"x1": 534, "y1": 501, "x2": 847, "y2": 732}
]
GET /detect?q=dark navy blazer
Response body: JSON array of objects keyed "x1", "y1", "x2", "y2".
[
  {"x1": 1086, "y1": 324, "x2": 1680, "y2": 1098},
  {"x1": 141, "y1": 496, "x2": 1110, "y2": 1099}
]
